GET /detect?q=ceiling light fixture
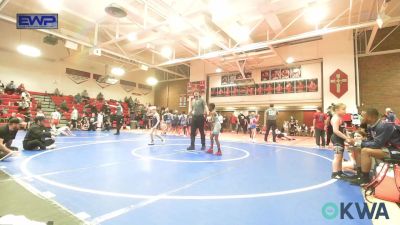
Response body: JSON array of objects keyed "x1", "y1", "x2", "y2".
[
  {"x1": 146, "y1": 77, "x2": 158, "y2": 86},
  {"x1": 304, "y1": 3, "x2": 328, "y2": 25},
  {"x1": 161, "y1": 46, "x2": 173, "y2": 58},
  {"x1": 41, "y1": 0, "x2": 63, "y2": 11},
  {"x1": 127, "y1": 32, "x2": 137, "y2": 41},
  {"x1": 286, "y1": 57, "x2": 294, "y2": 64},
  {"x1": 111, "y1": 67, "x2": 125, "y2": 76},
  {"x1": 17, "y1": 44, "x2": 41, "y2": 57},
  {"x1": 376, "y1": 13, "x2": 390, "y2": 29}
]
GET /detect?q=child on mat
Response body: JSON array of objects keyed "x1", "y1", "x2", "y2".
[
  {"x1": 148, "y1": 106, "x2": 165, "y2": 145},
  {"x1": 343, "y1": 129, "x2": 366, "y2": 174},
  {"x1": 249, "y1": 112, "x2": 258, "y2": 142},
  {"x1": 275, "y1": 129, "x2": 296, "y2": 141},
  {"x1": 330, "y1": 103, "x2": 354, "y2": 179},
  {"x1": 207, "y1": 103, "x2": 222, "y2": 156}
]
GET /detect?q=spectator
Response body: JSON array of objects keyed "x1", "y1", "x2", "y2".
[
  {"x1": 36, "y1": 110, "x2": 45, "y2": 117},
  {"x1": 74, "y1": 93, "x2": 82, "y2": 103},
  {"x1": 0, "y1": 80, "x2": 5, "y2": 94},
  {"x1": 96, "y1": 92, "x2": 104, "y2": 101},
  {"x1": 385, "y1": 108, "x2": 396, "y2": 123},
  {"x1": 0, "y1": 117, "x2": 21, "y2": 151},
  {"x1": 36, "y1": 101, "x2": 42, "y2": 110},
  {"x1": 60, "y1": 100, "x2": 69, "y2": 112},
  {"x1": 17, "y1": 83, "x2": 25, "y2": 94},
  {"x1": 5, "y1": 81, "x2": 16, "y2": 94},
  {"x1": 230, "y1": 113, "x2": 238, "y2": 132},
  {"x1": 23, "y1": 116, "x2": 56, "y2": 150},
  {"x1": 102, "y1": 101, "x2": 111, "y2": 115},
  {"x1": 313, "y1": 106, "x2": 328, "y2": 148},
  {"x1": 350, "y1": 108, "x2": 400, "y2": 185},
  {"x1": 88, "y1": 113, "x2": 97, "y2": 131},
  {"x1": 53, "y1": 88, "x2": 61, "y2": 96},
  {"x1": 50, "y1": 109, "x2": 61, "y2": 130},
  {"x1": 18, "y1": 97, "x2": 30, "y2": 112},
  {"x1": 71, "y1": 106, "x2": 79, "y2": 129},
  {"x1": 21, "y1": 90, "x2": 31, "y2": 101},
  {"x1": 81, "y1": 90, "x2": 89, "y2": 99}
]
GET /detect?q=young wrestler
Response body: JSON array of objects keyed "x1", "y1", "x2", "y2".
[
  {"x1": 206, "y1": 103, "x2": 222, "y2": 156},
  {"x1": 343, "y1": 129, "x2": 366, "y2": 173},
  {"x1": 148, "y1": 106, "x2": 165, "y2": 145},
  {"x1": 249, "y1": 112, "x2": 258, "y2": 142},
  {"x1": 330, "y1": 103, "x2": 354, "y2": 179},
  {"x1": 275, "y1": 128, "x2": 296, "y2": 141}
]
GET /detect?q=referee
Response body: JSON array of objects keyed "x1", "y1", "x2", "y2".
[{"x1": 187, "y1": 90, "x2": 208, "y2": 150}]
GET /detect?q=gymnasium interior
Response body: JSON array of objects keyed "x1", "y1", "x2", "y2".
[{"x1": 0, "y1": 0, "x2": 400, "y2": 224}]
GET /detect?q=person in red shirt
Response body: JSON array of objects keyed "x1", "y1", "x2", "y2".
[
  {"x1": 225, "y1": 87, "x2": 231, "y2": 96},
  {"x1": 232, "y1": 86, "x2": 238, "y2": 96},
  {"x1": 308, "y1": 80, "x2": 317, "y2": 92},
  {"x1": 230, "y1": 113, "x2": 238, "y2": 132},
  {"x1": 296, "y1": 80, "x2": 305, "y2": 93},
  {"x1": 285, "y1": 82, "x2": 293, "y2": 93},
  {"x1": 275, "y1": 83, "x2": 283, "y2": 93},
  {"x1": 313, "y1": 106, "x2": 328, "y2": 148},
  {"x1": 265, "y1": 84, "x2": 273, "y2": 94}
]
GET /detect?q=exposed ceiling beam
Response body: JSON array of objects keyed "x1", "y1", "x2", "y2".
[
  {"x1": 157, "y1": 17, "x2": 400, "y2": 66},
  {"x1": 0, "y1": 0, "x2": 9, "y2": 11},
  {"x1": 366, "y1": 0, "x2": 390, "y2": 53},
  {"x1": 0, "y1": 13, "x2": 188, "y2": 78},
  {"x1": 370, "y1": 23, "x2": 400, "y2": 52}
]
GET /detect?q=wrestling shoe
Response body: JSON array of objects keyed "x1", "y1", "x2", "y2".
[
  {"x1": 201, "y1": 145, "x2": 206, "y2": 150},
  {"x1": 46, "y1": 144, "x2": 57, "y2": 150},
  {"x1": 148, "y1": 142, "x2": 155, "y2": 145},
  {"x1": 187, "y1": 146, "x2": 195, "y2": 151},
  {"x1": 215, "y1": 150, "x2": 222, "y2": 156},
  {"x1": 206, "y1": 148, "x2": 213, "y2": 154},
  {"x1": 349, "y1": 176, "x2": 370, "y2": 186}
]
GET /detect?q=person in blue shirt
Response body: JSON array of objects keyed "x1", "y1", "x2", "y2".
[{"x1": 351, "y1": 108, "x2": 400, "y2": 185}]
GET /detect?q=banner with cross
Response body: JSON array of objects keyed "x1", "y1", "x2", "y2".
[{"x1": 329, "y1": 69, "x2": 348, "y2": 98}]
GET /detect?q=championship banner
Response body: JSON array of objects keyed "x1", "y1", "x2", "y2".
[
  {"x1": 93, "y1": 74, "x2": 112, "y2": 88},
  {"x1": 120, "y1": 79, "x2": 137, "y2": 92},
  {"x1": 187, "y1": 80, "x2": 206, "y2": 96},
  {"x1": 65, "y1": 68, "x2": 90, "y2": 84}
]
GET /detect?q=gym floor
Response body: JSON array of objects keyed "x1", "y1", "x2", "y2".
[{"x1": 0, "y1": 131, "x2": 399, "y2": 225}]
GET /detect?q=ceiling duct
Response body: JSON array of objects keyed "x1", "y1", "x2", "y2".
[{"x1": 105, "y1": 4, "x2": 127, "y2": 18}]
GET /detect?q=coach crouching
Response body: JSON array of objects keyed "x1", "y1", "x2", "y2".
[{"x1": 23, "y1": 116, "x2": 56, "y2": 150}]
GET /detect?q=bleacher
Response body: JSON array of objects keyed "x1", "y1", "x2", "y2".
[
  {"x1": 0, "y1": 90, "x2": 131, "y2": 128},
  {"x1": 0, "y1": 93, "x2": 37, "y2": 125}
]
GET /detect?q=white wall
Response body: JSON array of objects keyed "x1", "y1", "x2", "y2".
[
  {"x1": 208, "y1": 62, "x2": 322, "y2": 107},
  {"x1": 0, "y1": 50, "x2": 154, "y2": 104},
  {"x1": 322, "y1": 30, "x2": 357, "y2": 113}
]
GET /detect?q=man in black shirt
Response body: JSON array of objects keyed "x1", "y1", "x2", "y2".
[
  {"x1": 0, "y1": 118, "x2": 20, "y2": 161},
  {"x1": 23, "y1": 116, "x2": 56, "y2": 150}
]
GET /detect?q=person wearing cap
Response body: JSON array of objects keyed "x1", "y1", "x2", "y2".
[
  {"x1": 0, "y1": 118, "x2": 21, "y2": 161},
  {"x1": 385, "y1": 108, "x2": 396, "y2": 123},
  {"x1": 23, "y1": 116, "x2": 56, "y2": 150},
  {"x1": 187, "y1": 90, "x2": 209, "y2": 151}
]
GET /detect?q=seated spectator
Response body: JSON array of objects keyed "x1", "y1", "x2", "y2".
[
  {"x1": 81, "y1": 90, "x2": 89, "y2": 99},
  {"x1": 350, "y1": 108, "x2": 400, "y2": 185},
  {"x1": 16, "y1": 83, "x2": 25, "y2": 94},
  {"x1": 0, "y1": 118, "x2": 21, "y2": 153},
  {"x1": 21, "y1": 90, "x2": 31, "y2": 101},
  {"x1": 54, "y1": 88, "x2": 61, "y2": 96},
  {"x1": 5, "y1": 81, "x2": 16, "y2": 94},
  {"x1": 36, "y1": 110, "x2": 45, "y2": 117},
  {"x1": 74, "y1": 93, "x2": 82, "y2": 103},
  {"x1": 23, "y1": 116, "x2": 56, "y2": 150},
  {"x1": 96, "y1": 92, "x2": 104, "y2": 101},
  {"x1": 384, "y1": 108, "x2": 397, "y2": 123},
  {"x1": 18, "y1": 97, "x2": 30, "y2": 112},
  {"x1": 0, "y1": 80, "x2": 4, "y2": 94},
  {"x1": 88, "y1": 113, "x2": 98, "y2": 131},
  {"x1": 60, "y1": 100, "x2": 69, "y2": 112}
]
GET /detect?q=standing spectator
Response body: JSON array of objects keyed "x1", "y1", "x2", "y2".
[
  {"x1": 50, "y1": 109, "x2": 61, "y2": 130},
  {"x1": 326, "y1": 105, "x2": 334, "y2": 146},
  {"x1": 110, "y1": 102, "x2": 123, "y2": 135},
  {"x1": 102, "y1": 101, "x2": 111, "y2": 116},
  {"x1": 237, "y1": 112, "x2": 245, "y2": 134},
  {"x1": 265, "y1": 104, "x2": 279, "y2": 142},
  {"x1": 23, "y1": 116, "x2": 56, "y2": 150},
  {"x1": 5, "y1": 81, "x2": 16, "y2": 94},
  {"x1": 71, "y1": 106, "x2": 79, "y2": 129},
  {"x1": 187, "y1": 90, "x2": 208, "y2": 151},
  {"x1": 97, "y1": 92, "x2": 104, "y2": 101},
  {"x1": 81, "y1": 90, "x2": 89, "y2": 99},
  {"x1": 313, "y1": 106, "x2": 328, "y2": 148},
  {"x1": 53, "y1": 88, "x2": 61, "y2": 96},
  {"x1": 74, "y1": 93, "x2": 82, "y2": 104},
  {"x1": 230, "y1": 113, "x2": 238, "y2": 132},
  {"x1": 97, "y1": 112, "x2": 104, "y2": 129}
]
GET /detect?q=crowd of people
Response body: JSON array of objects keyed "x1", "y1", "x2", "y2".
[{"x1": 1, "y1": 85, "x2": 400, "y2": 188}]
